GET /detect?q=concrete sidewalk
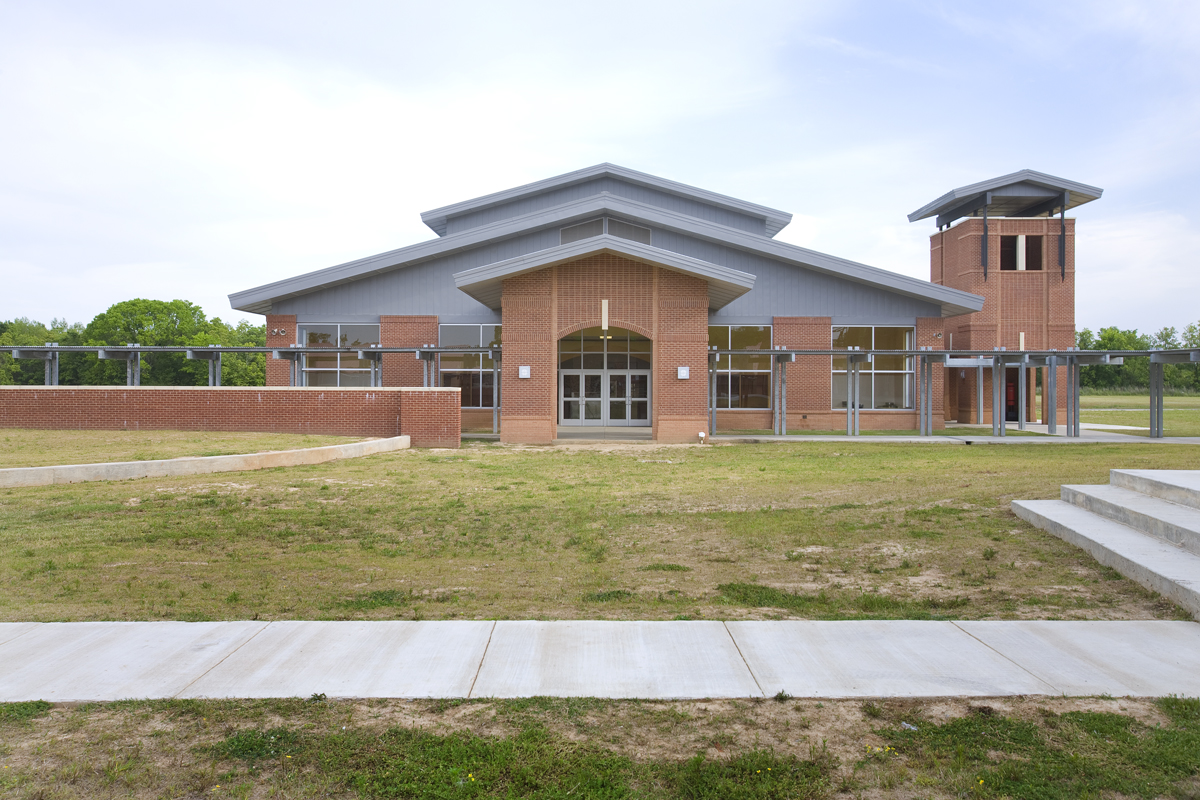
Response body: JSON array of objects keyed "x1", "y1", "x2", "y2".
[
  {"x1": 716, "y1": 428, "x2": 1200, "y2": 445},
  {"x1": 2, "y1": 620, "x2": 1198, "y2": 702}
]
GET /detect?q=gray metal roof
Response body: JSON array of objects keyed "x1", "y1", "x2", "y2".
[
  {"x1": 420, "y1": 163, "x2": 794, "y2": 238},
  {"x1": 231, "y1": 192, "x2": 983, "y2": 318},
  {"x1": 452, "y1": 234, "x2": 757, "y2": 310},
  {"x1": 907, "y1": 170, "x2": 1103, "y2": 226},
  {"x1": 232, "y1": 176, "x2": 985, "y2": 318}
]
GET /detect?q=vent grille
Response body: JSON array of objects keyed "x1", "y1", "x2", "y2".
[
  {"x1": 560, "y1": 218, "x2": 604, "y2": 245},
  {"x1": 607, "y1": 219, "x2": 652, "y2": 245}
]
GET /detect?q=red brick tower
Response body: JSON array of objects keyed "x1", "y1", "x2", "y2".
[{"x1": 908, "y1": 171, "x2": 1103, "y2": 425}]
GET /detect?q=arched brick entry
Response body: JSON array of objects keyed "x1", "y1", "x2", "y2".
[{"x1": 499, "y1": 253, "x2": 709, "y2": 443}]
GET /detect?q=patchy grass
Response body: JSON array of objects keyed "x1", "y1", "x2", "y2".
[
  {"x1": 0, "y1": 696, "x2": 1196, "y2": 798},
  {"x1": 1, "y1": 441, "x2": 1197, "y2": 622},
  {"x1": 1079, "y1": 394, "x2": 1200, "y2": 437},
  {"x1": 0, "y1": 428, "x2": 364, "y2": 468}
]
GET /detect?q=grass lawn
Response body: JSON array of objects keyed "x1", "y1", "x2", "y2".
[
  {"x1": 2, "y1": 694, "x2": 1198, "y2": 798},
  {"x1": 1079, "y1": 394, "x2": 1200, "y2": 437},
  {"x1": 2, "y1": 438, "x2": 1197, "y2": 623},
  {"x1": 0, "y1": 429, "x2": 364, "y2": 469}
]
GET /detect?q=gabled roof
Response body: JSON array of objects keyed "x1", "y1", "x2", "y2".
[
  {"x1": 420, "y1": 163, "x2": 794, "y2": 238},
  {"x1": 453, "y1": 234, "x2": 756, "y2": 310},
  {"x1": 907, "y1": 170, "x2": 1103, "y2": 227},
  {"x1": 230, "y1": 191, "x2": 984, "y2": 317}
]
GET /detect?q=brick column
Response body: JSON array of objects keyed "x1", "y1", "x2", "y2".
[
  {"x1": 500, "y1": 270, "x2": 556, "y2": 444},
  {"x1": 380, "y1": 315, "x2": 439, "y2": 387},
  {"x1": 654, "y1": 270, "x2": 709, "y2": 443},
  {"x1": 265, "y1": 315, "x2": 297, "y2": 386},
  {"x1": 915, "y1": 317, "x2": 945, "y2": 430},
  {"x1": 774, "y1": 316, "x2": 832, "y2": 430}
]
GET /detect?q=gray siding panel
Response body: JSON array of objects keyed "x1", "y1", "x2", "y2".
[
  {"x1": 275, "y1": 227, "x2": 939, "y2": 325},
  {"x1": 445, "y1": 180, "x2": 609, "y2": 234},
  {"x1": 274, "y1": 229, "x2": 558, "y2": 318},
  {"x1": 604, "y1": 179, "x2": 765, "y2": 235},
  {"x1": 444, "y1": 178, "x2": 768, "y2": 237},
  {"x1": 650, "y1": 229, "x2": 942, "y2": 321}
]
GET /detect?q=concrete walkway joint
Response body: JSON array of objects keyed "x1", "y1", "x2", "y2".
[{"x1": 2, "y1": 620, "x2": 1198, "y2": 702}]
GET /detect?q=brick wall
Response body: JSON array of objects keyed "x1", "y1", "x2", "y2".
[
  {"x1": 265, "y1": 315, "x2": 297, "y2": 386},
  {"x1": 397, "y1": 388, "x2": 461, "y2": 448},
  {"x1": 0, "y1": 386, "x2": 401, "y2": 437},
  {"x1": 0, "y1": 386, "x2": 462, "y2": 448}
]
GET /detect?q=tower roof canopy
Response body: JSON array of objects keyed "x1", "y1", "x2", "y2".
[{"x1": 907, "y1": 170, "x2": 1103, "y2": 228}]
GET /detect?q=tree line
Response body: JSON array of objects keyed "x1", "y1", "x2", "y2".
[
  {"x1": 0, "y1": 299, "x2": 266, "y2": 386},
  {"x1": 1076, "y1": 323, "x2": 1200, "y2": 392}
]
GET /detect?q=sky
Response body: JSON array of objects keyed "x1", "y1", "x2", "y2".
[{"x1": 1, "y1": 0, "x2": 1198, "y2": 336}]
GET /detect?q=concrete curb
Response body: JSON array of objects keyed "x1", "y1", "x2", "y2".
[{"x1": 0, "y1": 436, "x2": 410, "y2": 488}]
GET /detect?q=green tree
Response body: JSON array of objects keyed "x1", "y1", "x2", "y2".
[
  {"x1": 0, "y1": 318, "x2": 85, "y2": 385},
  {"x1": 184, "y1": 318, "x2": 266, "y2": 386},
  {"x1": 79, "y1": 299, "x2": 211, "y2": 385},
  {"x1": 1077, "y1": 327, "x2": 1151, "y2": 389}
]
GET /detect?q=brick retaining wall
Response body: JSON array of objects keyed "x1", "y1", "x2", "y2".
[{"x1": 0, "y1": 386, "x2": 461, "y2": 449}]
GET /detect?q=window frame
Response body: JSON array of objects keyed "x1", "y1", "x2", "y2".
[
  {"x1": 708, "y1": 324, "x2": 773, "y2": 410},
  {"x1": 297, "y1": 322, "x2": 380, "y2": 387},
  {"x1": 830, "y1": 325, "x2": 915, "y2": 411},
  {"x1": 438, "y1": 324, "x2": 501, "y2": 409}
]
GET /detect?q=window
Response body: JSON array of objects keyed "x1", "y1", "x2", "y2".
[
  {"x1": 1000, "y1": 235, "x2": 1044, "y2": 271},
  {"x1": 709, "y1": 325, "x2": 772, "y2": 409},
  {"x1": 560, "y1": 217, "x2": 653, "y2": 246},
  {"x1": 831, "y1": 326, "x2": 913, "y2": 410},
  {"x1": 439, "y1": 324, "x2": 501, "y2": 408},
  {"x1": 298, "y1": 324, "x2": 380, "y2": 386}
]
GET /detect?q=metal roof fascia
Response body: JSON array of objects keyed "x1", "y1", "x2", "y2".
[
  {"x1": 231, "y1": 193, "x2": 981, "y2": 318},
  {"x1": 907, "y1": 169, "x2": 1104, "y2": 222},
  {"x1": 419, "y1": 163, "x2": 793, "y2": 238}
]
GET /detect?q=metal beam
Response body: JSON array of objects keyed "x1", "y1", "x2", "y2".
[
  {"x1": 934, "y1": 192, "x2": 990, "y2": 228},
  {"x1": 1046, "y1": 355, "x2": 1057, "y2": 435},
  {"x1": 1060, "y1": 191, "x2": 1070, "y2": 278},
  {"x1": 1009, "y1": 191, "x2": 1068, "y2": 219},
  {"x1": 981, "y1": 192, "x2": 992, "y2": 279}
]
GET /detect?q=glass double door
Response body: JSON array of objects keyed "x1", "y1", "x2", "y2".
[{"x1": 560, "y1": 371, "x2": 650, "y2": 426}]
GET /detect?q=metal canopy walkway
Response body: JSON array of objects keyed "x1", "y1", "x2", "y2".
[{"x1": 8, "y1": 345, "x2": 1199, "y2": 440}]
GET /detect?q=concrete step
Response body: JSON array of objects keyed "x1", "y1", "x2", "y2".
[
  {"x1": 1062, "y1": 484, "x2": 1200, "y2": 557},
  {"x1": 1011, "y1": 499, "x2": 1200, "y2": 620},
  {"x1": 1111, "y1": 469, "x2": 1200, "y2": 511}
]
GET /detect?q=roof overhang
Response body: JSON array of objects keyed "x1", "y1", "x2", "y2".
[
  {"x1": 908, "y1": 170, "x2": 1103, "y2": 227},
  {"x1": 421, "y1": 163, "x2": 793, "y2": 238},
  {"x1": 232, "y1": 192, "x2": 982, "y2": 318},
  {"x1": 453, "y1": 234, "x2": 756, "y2": 310}
]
